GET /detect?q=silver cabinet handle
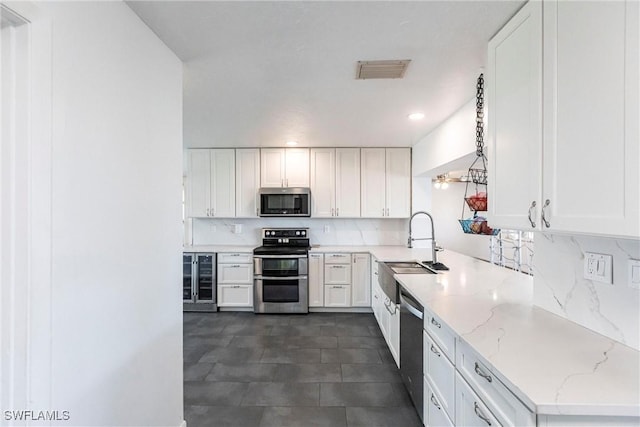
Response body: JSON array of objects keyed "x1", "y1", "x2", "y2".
[
  {"x1": 527, "y1": 201, "x2": 537, "y2": 228},
  {"x1": 430, "y1": 344, "x2": 441, "y2": 357},
  {"x1": 331, "y1": 208, "x2": 335, "y2": 216},
  {"x1": 384, "y1": 299, "x2": 395, "y2": 315},
  {"x1": 206, "y1": 208, "x2": 210, "y2": 216},
  {"x1": 374, "y1": 294, "x2": 379, "y2": 299},
  {"x1": 231, "y1": 264, "x2": 241, "y2": 268},
  {"x1": 541, "y1": 199, "x2": 551, "y2": 228},
  {"x1": 381, "y1": 208, "x2": 385, "y2": 216},
  {"x1": 430, "y1": 394, "x2": 441, "y2": 410},
  {"x1": 232, "y1": 285, "x2": 240, "y2": 288},
  {"x1": 332, "y1": 285, "x2": 343, "y2": 289},
  {"x1": 336, "y1": 207, "x2": 339, "y2": 216},
  {"x1": 386, "y1": 208, "x2": 389, "y2": 216},
  {"x1": 474, "y1": 402, "x2": 492, "y2": 426},
  {"x1": 256, "y1": 207, "x2": 259, "y2": 216},
  {"x1": 474, "y1": 362, "x2": 493, "y2": 383},
  {"x1": 431, "y1": 317, "x2": 441, "y2": 329}
]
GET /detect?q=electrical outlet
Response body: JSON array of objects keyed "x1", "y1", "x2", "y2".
[
  {"x1": 584, "y1": 252, "x2": 613, "y2": 284},
  {"x1": 233, "y1": 224, "x2": 242, "y2": 234},
  {"x1": 323, "y1": 225, "x2": 330, "y2": 233},
  {"x1": 629, "y1": 259, "x2": 640, "y2": 290}
]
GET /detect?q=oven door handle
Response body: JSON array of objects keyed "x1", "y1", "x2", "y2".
[
  {"x1": 255, "y1": 276, "x2": 308, "y2": 280},
  {"x1": 254, "y1": 255, "x2": 308, "y2": 259}
]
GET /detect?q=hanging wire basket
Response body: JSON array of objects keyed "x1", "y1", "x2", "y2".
[{"x1": 459, "y1": 73, "x2": 500, "y2": 236}]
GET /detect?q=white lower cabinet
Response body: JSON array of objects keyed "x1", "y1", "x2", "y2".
[
  {"x1": 308, "y1": 253, "x2": 324, "y2": 307},
  {"x1": 217, "y1": 252, "x2": 253, "y2": 308},
  {"x1": 351, "y1": 253, "x2": 370, "y2": 307},
  {"x1": 425, "y1": 381, "x2": 454, "y2": 427},
  {"x1": 324, "y1": 285, "x2": 351, "y2": 307},
  {"x1": 455, "y1": 372, "x2": 503, "y2": 427},
  {"x1": 217, "y1": 284, "x2": 253, "y2": 307},
  {"x1": 388, "y1": 300, "x2": 400, "y2": 367},
  {"x1": 424, "y1": 331, "x2": 455, "y2": 421}
]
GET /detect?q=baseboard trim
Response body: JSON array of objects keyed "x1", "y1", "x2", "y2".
[
  {"x1": 179, "y1": 420, "x2": 187, "y2": 427},
  {"x1": 309, "y1": 307, "x2": 373, "y2": 313}
]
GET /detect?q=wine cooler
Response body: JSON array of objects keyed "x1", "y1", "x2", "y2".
[{"x1": 183, "y1": 253, "x2": 217, "y2": 311}]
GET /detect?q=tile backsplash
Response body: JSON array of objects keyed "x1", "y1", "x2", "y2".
[
  {"x1": 191, "y1": 218, "x2": 408, "y2": 247},
  {"x1": 533, "y1": 233, "x2": 640, "y2": 351}
]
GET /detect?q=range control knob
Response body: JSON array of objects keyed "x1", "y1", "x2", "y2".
[
  {"x1": 296, "y1": 231, "x2": 301, "y2": 236},
  {"x1": 301, "y1": 230, "x2": 306, "y2": 236}
]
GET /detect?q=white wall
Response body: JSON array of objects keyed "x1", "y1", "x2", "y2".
[
  {"x1": 412, "y1": 98, "x2": 476, "y2": 177},
  {"x1": 533, "y1": 234, "x2": 640, "y2": 351},
  {"x1": 27, "y1": 2, "x2": 183, "y2": 426},
  {"x1": 430, "y1": 182, "x2": 492, "y2": 261}
]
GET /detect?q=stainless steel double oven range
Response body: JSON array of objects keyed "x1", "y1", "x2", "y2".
[{"x1": 253, "y1": 228, "x2": 310, "y2": 314}]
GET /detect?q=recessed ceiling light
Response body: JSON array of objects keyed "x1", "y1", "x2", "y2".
[
  {"x1": 408, "y1": 112, "x2": 425, "y2": 121},
  {"x1": 286, "y1": 140, "x2": 298, "y2": 146}
]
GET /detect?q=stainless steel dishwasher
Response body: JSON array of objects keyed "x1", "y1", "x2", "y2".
[{"x1": 400, "y1": 287, "x2": 424, "y2": 423}]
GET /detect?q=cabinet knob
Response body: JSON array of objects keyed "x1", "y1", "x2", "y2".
[
  {"x1": 541, "y1": 199, "x2": 551, "y2": 228},
  {"x1": 527, "y1": 201, "x2": 537, "y2": 228}
]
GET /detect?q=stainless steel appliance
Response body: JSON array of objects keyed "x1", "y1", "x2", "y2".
[
  {"x1": 259, "y1": 187, "x2": 311, "y2": 217},
  {"x1": 400, "y1": 287, "x2": 424, "y2": 423},
  {"x1": 377, "y1": 261, "x2": 436, "y2": 303},
  {"x1": 183, "y1": 252, "x2": 217, "y2": 311},
  {"x1": 253, "y1": 228, "x2": 310, "y2": 313}
]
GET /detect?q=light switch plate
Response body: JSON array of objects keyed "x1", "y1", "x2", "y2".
[
  {"x1": 629, "y1": 259, "x2": 640, "y2": 289},
  {"x1": 584, "y1": 252, "x2": 613, "y2": 284}
]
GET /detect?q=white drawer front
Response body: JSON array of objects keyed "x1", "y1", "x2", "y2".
[
  {"x1": 218, "y1": 252, "x2": 253, "y2": 264},
  {"x1": 324, "y1": 264, "x2": 351, "y2": 285},
  {"x1": 456, "y1": 372, "x2": 503, "y2": 427},
  {"x1": 324, "y1": 285, "x2": 351, "y2": 307},
  {"x1": 457, "y1": 340, "x2": 535, "y2": 427},
  {"x1": 425, "y1": 381, "x2": 454, "y2": 427},
  {"x1": 424, "y1": 306, "x2": 456, "y2": 362},
  {"x1": 218, "y1": 263, "x2": 253, "y2": 284},
  {"x1": 217, "y1": 284, "x2": 253, "y2": 307},
  {"x1": 323, "y1": 253, "x2": 351, "y2": 264},
  {"x1": 424, "y1": 331, "x2": 455, "y2": 421}
]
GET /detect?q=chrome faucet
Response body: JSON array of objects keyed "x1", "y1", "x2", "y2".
[{"x1": 408, "y1": 211, "x2": 446, "y2": 269}]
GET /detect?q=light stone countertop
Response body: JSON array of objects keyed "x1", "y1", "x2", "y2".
[
  {"x1": 393, "y1": 250, "x2": 640, "y2": 418},
  {"x1": 183, "y1": 245, "x2": 256, "y2": 253}
]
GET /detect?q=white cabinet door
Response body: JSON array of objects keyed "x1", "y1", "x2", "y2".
[
  {"x1": 310, "y1": 148, "x2": 335, "y2": 217},
  {"x1": 308, "y1": 253, "x2": 324, "y2": 307},
  {"x1": 335, "y1": 148, "x2": 361, "y2": 217},
  {"x1": 210, "y1": 149, "x2": 235, "y2": 217},
  {"x1": 324, "y1": 285, "x2": 351, "y2": 307},
  {"x1": 388, "y1": 302, "x2": 400, "y2": 367},
  {"x1": 217, "y1": 264, "x2": 253, "y2": 284},
  {"x1": 217, "y1": 284, "x2": 253, "y2": 307},
  {"x1": 361, "y1": 148, "x2": 386, "y2": 217},
  {"x1": 285, "y1": 148, "x2": 310, "y2": 187},
  {"x1": 424, "y1": 331, "x2": 455, "y2": 421},
  {"x1": 542, "y1": 0, "x2": 639, "y2": 237},
  {"x1": 260, "y1": 148, "x2": 286, "y2": 187},
  {"x1": 188, "y1": 149, "x2": 211, "y2": 217},
  {"x1": 324, "y1": 264, "x2": 351, "y2": 285},
  {"x1": 487, "y1": 0, "x2": 543, "y2": 231},
  {"x1": 235, "y1": 148, "x2": 260, "y2": 217},
  {"x1": 351, "y1": 253, "x2": 370, "y2": 307},
  {"x1": 425, "y1": 381, "x2": 454, "y2": 427},
  {"x1": 455, "y1": 373, "x2": 504, "y2": 427},
  {"x1": 385, "y1": 148, "x2": 411, "y2": 218}
]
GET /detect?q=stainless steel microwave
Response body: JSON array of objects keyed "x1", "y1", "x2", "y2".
[{"x1": 259, "y1": 187, "x2": 311, "y2": 217}]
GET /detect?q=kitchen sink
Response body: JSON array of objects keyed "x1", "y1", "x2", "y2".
[{"x1": 383, "y1": 262, "x2": 437, "y2": 274}]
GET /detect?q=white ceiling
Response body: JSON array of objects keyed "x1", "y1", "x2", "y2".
[{"x1": 127, "y1": 1, "x2": 524, "y2": 149}]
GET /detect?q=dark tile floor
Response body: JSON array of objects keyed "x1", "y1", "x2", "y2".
[{"x1": 184, "y1": 312, "x2": 423, "y2": 427}]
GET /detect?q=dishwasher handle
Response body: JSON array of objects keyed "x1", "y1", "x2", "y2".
[{"x1": 400, "y1": 292, "x2": 423, "y2": 320}]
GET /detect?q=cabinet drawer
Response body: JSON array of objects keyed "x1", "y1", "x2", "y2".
[
  {"x1": 455, "y1": 372, "x2": 503, "y2": 427},
  {"x1": 425, "y1": 381, "x2": 454, "y2": 427},
  {"x1": 218, "y1": 263, "x2": 253, "y2": 284},
  {"x1": 324, "y1": 285, "x2": 351, "y2": 307},
  {"x1": 218, "y1": 252, "x2": 253, "y2": 264},
  {"x1": 424, "y1": 331, "x2": 455, "y2": 421},
  {"x1": 457, "y1": 340, "x2": 535, "y2": 427},
  {"x1": 424, "y1": 306, "x2": 456, "y2": 362},
  {"x1": 324, "y1": 264, "x2": 351, "y2": 285},
  {"x1": 217, "y1": 284, "x2": 253, "y2": 307},
  {"x1": 323, "y1": 253, "x2": 351, "y2": 264}
]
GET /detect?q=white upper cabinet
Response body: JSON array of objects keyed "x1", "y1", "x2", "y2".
[
  {"x1": 260, "y1": 148, "x2": 310, "y2": 188},
  {"x1": 187, "y1": 149, "x2": 235, "y2": 218},
  {"x1": 542, "y1": 0, "x2": 639, "y2": 237},
  {"x1": 310, "y1": 148, "x2": 361, "y2": 217},
  {"x1": 335, "y1": 148, "x2": 361, "y2": 217},
  {"x1": 235, "y1": 148, "x2": 260, "y2": 217},
  {"x1": 487, "y1": 0, "x2": 543, "y2": 230},
  {"x1": 361, "y1": 148, "x2": 411, "y2": 218},
  {"x1": 488, "y1": 0, "x2": 639, "y2": 238},
  {"x1": 310, "y1": 148, "x2": 336, "y2": 217}
]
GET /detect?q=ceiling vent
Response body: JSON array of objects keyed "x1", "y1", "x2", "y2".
[{"x1": 356, "y1": 60, "x2": 411, "y2": 79}]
